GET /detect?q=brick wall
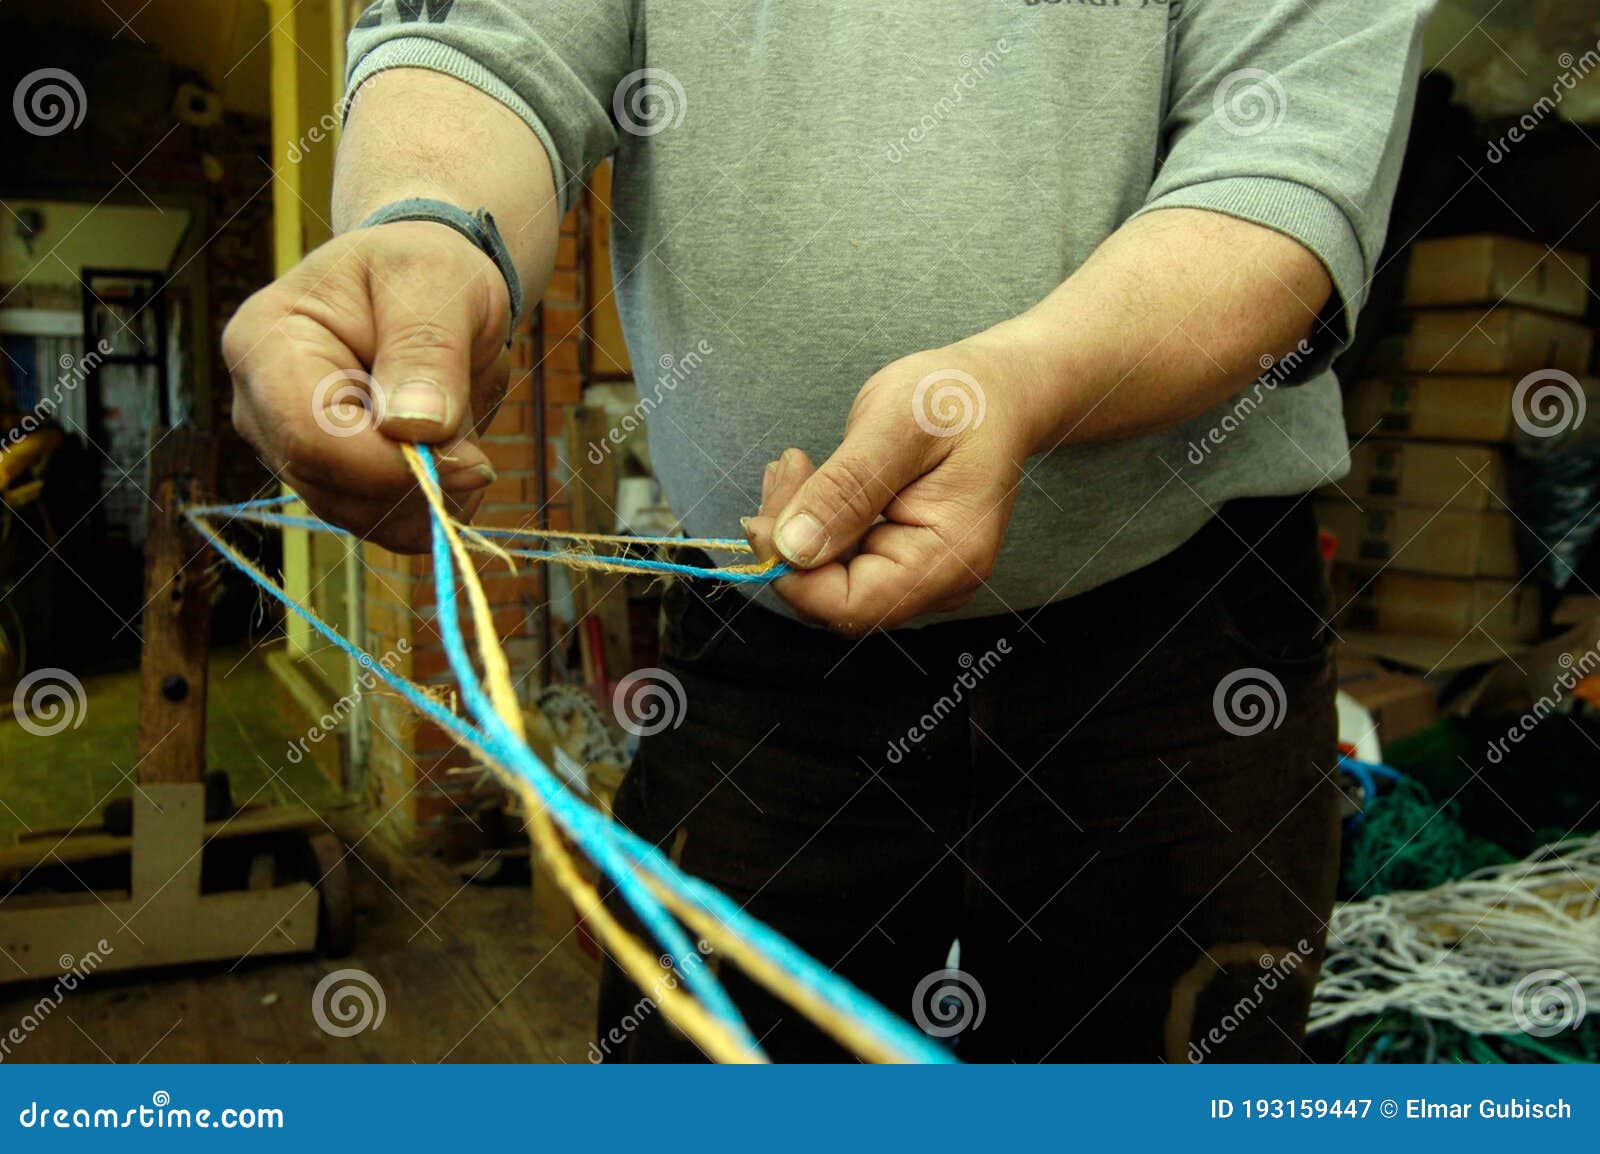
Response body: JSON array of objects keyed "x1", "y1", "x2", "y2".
[{"x1": 361, "y1": 206, "x2": 585, "y2": 851}]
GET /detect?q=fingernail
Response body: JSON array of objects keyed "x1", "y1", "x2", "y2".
[
  {"x1": 775, "y1": 512, "x2": 826, "y2": 566},
  {"x1": 739, "y1": 516, "x2": 754, "y2": 536},
  {"x1": 761, "y1": 461, "x2": 777, "y2": 502},
  {"x1": 389, "y1": 380, "x2": 447, "y2": 423},
  {"x1": 440, "y1": 463, "x2": 497, "y2": 492}
]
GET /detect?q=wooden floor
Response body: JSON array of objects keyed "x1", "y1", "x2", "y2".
[{"x1": 1, "y1": 838, "x2": 599, "y2": 1063}]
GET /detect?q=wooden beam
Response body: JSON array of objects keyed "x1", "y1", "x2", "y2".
[
  {"x1": 136, "y1": 428, "x2": 217, "y2": 785},
  {"x1": 0, "y1": 786, "x2": 319, "y2": 984},
  {"x1": 0, "y1": 803, "x2": 324, "y2": 873}
]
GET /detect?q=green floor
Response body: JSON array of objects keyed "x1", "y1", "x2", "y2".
[{"x1": 0, "y1": 644, "x2": 343, "y2": 842}]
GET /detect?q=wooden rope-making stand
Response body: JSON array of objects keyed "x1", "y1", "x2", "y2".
[{"x1": 0, "y1": 429, "x2": 352, "y2": 982}]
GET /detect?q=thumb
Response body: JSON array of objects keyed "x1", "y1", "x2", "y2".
[
  {"x1": 367, "y1": 225, "x2": 505, "y2": 444},
  {"x1": 773, "y1": 425, "x2": 928, "y2": 569}
]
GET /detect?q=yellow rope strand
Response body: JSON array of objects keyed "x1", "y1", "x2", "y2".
[
  {"x1": 642, "y1": 885, "x2": 920, "y2": 1063},
  {"x1": 188, "y1": 508, "x2": 761, "y2": 1065},
  {"x1": 463, "y1": 525, "x2": 761, "y2": 552},
  {"x1": 401, "y1": 446, "x2": 764, "y2": 1063},
  {"x1": 202, "y1": 459, "x2": 924, "y2": 1062},
  {"x1": 452, "y1": 530, "x2": 784, "y2": 580},
  {"x1": 403, "y1": 447, "x2": 924, "y2": 1060}
]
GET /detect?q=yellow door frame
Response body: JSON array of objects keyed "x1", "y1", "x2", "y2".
[{"x1": 265, "y1": 0, "x2": 369, "y2": 783}]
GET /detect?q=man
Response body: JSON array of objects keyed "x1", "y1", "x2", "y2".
[{"x1": 226, "y1": 0, "x2": 1432, "y2": 1061}]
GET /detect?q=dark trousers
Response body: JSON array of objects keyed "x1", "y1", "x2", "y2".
[{"x1": 596, "y1": 496, "x2": 1340, "y2": 1063}]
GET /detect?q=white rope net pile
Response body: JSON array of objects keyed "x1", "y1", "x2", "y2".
[{"x1": 1310, "y1": 833, "x2": 1600, "y2": 1037}]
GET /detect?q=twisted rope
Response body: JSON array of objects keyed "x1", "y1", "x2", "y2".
[
  {"x1": 185, "y1": 494, "x2": 789, "y2": 584},
  {"x1": 184, "y1": 447, "x2": 947, "y2": 1065}
]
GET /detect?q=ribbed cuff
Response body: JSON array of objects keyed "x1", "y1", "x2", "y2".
[
  {"x1": 1134, "y1": 176, "x2": 1367, "y2": 351},
  {"x1": 345, "y1": 37, "x2": 575, "y2": 215}
]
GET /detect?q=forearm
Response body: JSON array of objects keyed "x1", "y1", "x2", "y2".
[
  {"x1": 332, "y1": 67, "x2": 561, "y2": 302},
  {"x1": 986, "y1": 208, "x2": 1335, "y2": 456}
]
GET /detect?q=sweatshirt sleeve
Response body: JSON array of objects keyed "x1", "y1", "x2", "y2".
[
  {"x1": 1135, "y1": 0, "x2": 1433, "y2": 367},
  {"x1": 344, "y1": 1, "x2": 633, "y2": 214}
]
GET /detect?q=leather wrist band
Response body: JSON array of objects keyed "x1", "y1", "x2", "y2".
[{"x1": 358, "y1": 197, "x2": 524, "y2": 346}]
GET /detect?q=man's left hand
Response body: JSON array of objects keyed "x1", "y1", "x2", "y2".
[{"x1": 743, "y1": 338, "x2": 1039, "y2": 635}]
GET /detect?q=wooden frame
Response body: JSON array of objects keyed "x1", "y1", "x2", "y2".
[{"x1": 0, "y1": 430, "x2": 329, "y2": 983}]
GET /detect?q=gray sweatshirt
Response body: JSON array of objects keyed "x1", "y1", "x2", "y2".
[{"x1": 347, "y1": 0, "x2": 1430, "y2": 624}]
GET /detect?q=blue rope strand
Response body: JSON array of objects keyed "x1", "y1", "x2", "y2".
[
  {"x1": 410, "y1": 446, "x2": 757, "y2": 1044},
  {"x1": 500, "y1": 546, "x2": 789, "y2": 584},
  {"x1": 194, "y1": 503, "x2": 788, "y2": 584},
  {"x1": 411, "y1": 447, "x2": 947, "y2": 1063},
  {"x1": 207, "y1": 509, "x2": 350, "y2": 535},
  {"x1": 188, "y1": 494, "x2": 298, "y2": 515},
  {"x1": 468, "y1": 524, "x2": 750, "y2": 549},
  {"x1": 185, "y1": 458, "x2": 952, "y2": 1064},
  {"x1": 186, "y1": 507, "x2": 758, "y2": 1052}
]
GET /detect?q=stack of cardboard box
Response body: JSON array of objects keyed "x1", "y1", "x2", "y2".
[{"x1": 1321, "y1": 235, "x2": 1595, "y2": 660}]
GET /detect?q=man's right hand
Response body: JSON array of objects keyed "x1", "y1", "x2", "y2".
[{"x1": 223, "y1": 219, "x2": 512, "y2": 553}]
